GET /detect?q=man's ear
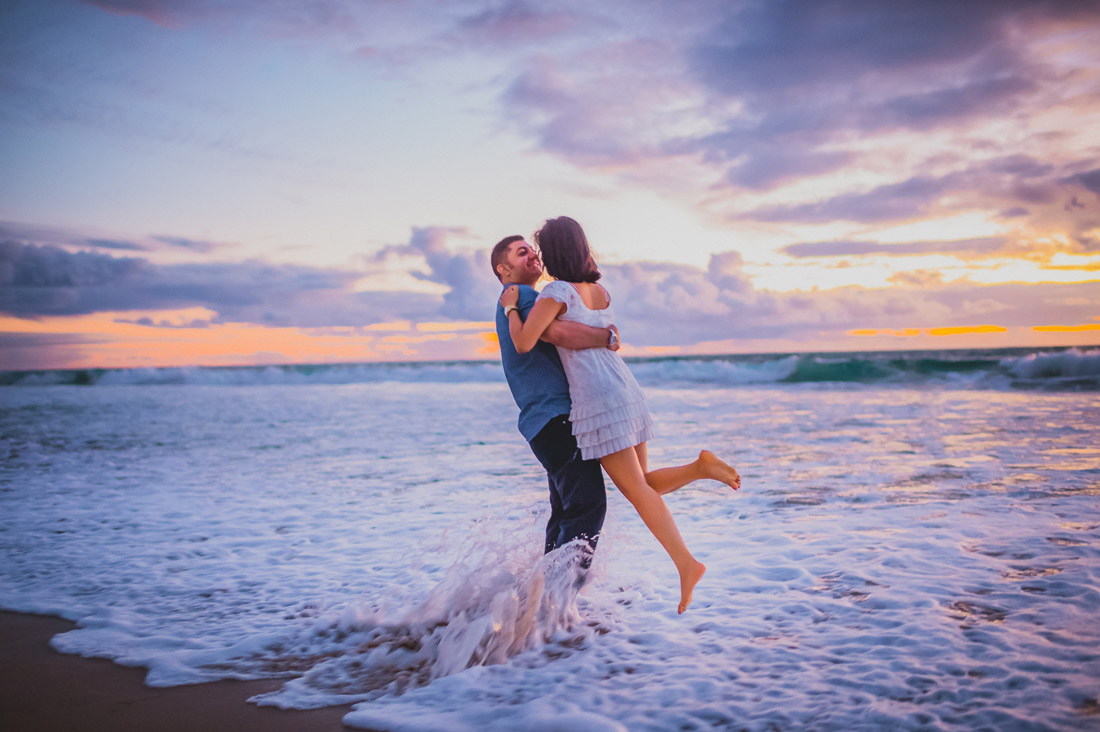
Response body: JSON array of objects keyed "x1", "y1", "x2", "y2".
[{"x1": 495, "y1": 262, "x2": 509, "y2": 279}]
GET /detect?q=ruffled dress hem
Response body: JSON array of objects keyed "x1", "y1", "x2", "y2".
[{"x1": 571, "y1": 399, "x2": 654, "y2": 460}]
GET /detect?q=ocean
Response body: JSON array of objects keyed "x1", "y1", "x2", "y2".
[{"x1": 2, "y1": 346, "x2": 1099, "y2": 731}]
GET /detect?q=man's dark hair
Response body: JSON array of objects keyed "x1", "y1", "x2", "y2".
[
  {"x1": 491, "y1": 235, "x2": 524, "y2": 282},
  {"x1": 533, "y1": 216, "x2": 601, "y2": 283}
]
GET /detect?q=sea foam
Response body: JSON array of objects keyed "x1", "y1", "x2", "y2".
[{"x1": 3, "y1": 378, "x2": 1099, "y2": 730}]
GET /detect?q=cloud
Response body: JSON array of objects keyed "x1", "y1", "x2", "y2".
[
  {"x1": 783, "y1": 237, "x2": 1010, "y2": 259},
  {"x1": 693, "y1": 1, "x2": 1006, "y2": 96},
  {"x1": 500, "y1": 41, "x2": 690, "y2": 169},
  {"x1": 1, "y1": 239, "x2": 148, "y2": 285},
  {"x1": 80, "y1": 0, "x2": 192, "y2": 27},
  {"x1": 888, "y1": 270, "x2": 944, "y2": 288},
  {"x1": 77, "y1": 0, "x2": 365, "y2": 35},
  {"x1": 872, "y1": 75, "x2": 1037, "y2": 129},
  {"x1": 85, "y1": 239, "x2": 150, "y2": 252},
  {"x1": 592, "y1": 252, "x2": 1100, "y2": 348},
  {"x1": 1, "y1": 228, "x2": 499, "y2": 326},
  {"x1": 755, "y1": 175, "x2": 954, "y2": 223},
  {"x1": 0, "y1": 332, "x2": 101, "y2": 347},
  {"x1": 452, "y1": 1, "x2": 582, "y2": 44},
  {"x1": 4, "y1": 233, "x2": 1096, "y2": 358},
  {"x1": 479, "y1": 0, "x2": 1100, "y2": 250},
  {"x1": 150, "y1": 235, "x2": 226, "y2": 253},
  {"x1": 0, "y1": 241, "x2": 196, "y2": 317},
  {"x1": 0, "y1": 221, "x2": 236, "y2": 256},
  {"x1": 52, "y1": 1, "x2": 1100, "y2": 238},
  {"x1": 373, "y1": 226, "x2": 499, "y2": 321},
  {"x1": 750, "y1": 154, "x2": 1097, "y2": 230},
  {"x1": 1069, "y1": 168, "x2": 1100, "y2": 196}
]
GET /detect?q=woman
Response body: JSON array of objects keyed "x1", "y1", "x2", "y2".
[{"x1": 500, "y1": 216, "x2": 740, "y2": 613}]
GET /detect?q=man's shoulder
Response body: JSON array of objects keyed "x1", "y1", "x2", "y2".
[
  {"x1": 496, "y1": 283, "x2": 539, "y2": 326},
  {"x1": 506, "y1": 283, "x2": 539, "y2": 306}
]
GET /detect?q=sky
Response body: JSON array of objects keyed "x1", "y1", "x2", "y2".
[{"x1": 1, "y1": 0, "x2": 1099, "y2": 370}]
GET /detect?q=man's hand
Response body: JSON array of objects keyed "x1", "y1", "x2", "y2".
[
  {"x1": 542, "y1": 320, "x2": 620, "y2": 350},
  {"x1": 500, "y1": 286, "x2": 519, "y2": 308},
  {"x1": 607, "y1": 324, "x2": 621, "y2": 351}
]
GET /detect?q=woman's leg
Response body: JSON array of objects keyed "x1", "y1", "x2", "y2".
[
  {"x1": 600, "y1": 445, "x2": 706, "y2": 614},
  {"x1": 644, "y1": 450, "x2": 742, "y2": 495}
]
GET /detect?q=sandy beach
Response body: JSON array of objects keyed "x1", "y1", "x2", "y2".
[{"x1": 0, "y1": 611, "x2": 359, "y2": 731}]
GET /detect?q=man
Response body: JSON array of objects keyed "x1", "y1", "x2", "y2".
[{"x1": 492, "y1": 234, "x2": 617, "y2": 557}]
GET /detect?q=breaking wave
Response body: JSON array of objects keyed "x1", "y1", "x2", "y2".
[{"x1": 3, "y1": 347, "x2": 1098, "y2": 390}]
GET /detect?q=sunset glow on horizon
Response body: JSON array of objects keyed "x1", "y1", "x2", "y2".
[{"x1": 2, "y1": 0, "x2": 1099, "y2": 371}]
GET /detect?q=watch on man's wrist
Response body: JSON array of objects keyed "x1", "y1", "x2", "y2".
[
  {"x1": 504, "y1": 305, "x2": 519, "y2": 317},
  {"x1": 608, "y1": 329, "x2": 619, "y2": 347}
]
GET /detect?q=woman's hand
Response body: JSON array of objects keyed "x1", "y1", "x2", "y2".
[{"x1": 500, "y1": 286, "x2": 519, "y2": 308}]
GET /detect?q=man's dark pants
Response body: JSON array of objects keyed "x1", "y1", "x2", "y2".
[{"x1": 527, "y1": 414, "x2": 606, "y2": 555}]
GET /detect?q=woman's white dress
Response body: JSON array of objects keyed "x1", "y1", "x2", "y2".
[{"x1": 537, "y1": 280, "x2": 654, "y2": 460}]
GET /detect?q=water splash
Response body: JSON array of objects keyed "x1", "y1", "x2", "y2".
[{"x1": 231, "y1": 539, "x2": 598, "y2": 709}]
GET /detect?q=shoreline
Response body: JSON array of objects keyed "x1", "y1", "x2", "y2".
[{"x1": 0, "y1": 610, "x2": 367, "y2": 732}]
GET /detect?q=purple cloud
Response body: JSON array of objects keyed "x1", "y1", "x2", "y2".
[
  {"x1": 481, "y1": 0, "x2": 1100, "y2": 242},
  {"x1": 754, "y1": 175, "x2": 952, "y2": 224},
  {"x1": 373, "y1": 226, "x2": 498, "y2": 321},
  {"x1": 749, "y1": 155, "x2": 1087, "y2": 225},
  {"x1": 3, "y1": 234, "x2": 1097, "y2": 354},
  {"x1": 783, "y1": 237, "x2": 1010, "y2": 259},
  {"x1": 0, "y1": 222, "x2": 233, "y2": 255},
  {"x1": 150, "y1": 235, "x2": 226, "y2": 253},
  {"x1": 453, "y1": 1, "x2": 582, "y2": 44},
  {"x1": 86, "y1": 239, "x2": 150, "y2": 252},
  {"x1": 597, "y1": 254, "x2": 1099, "y2": 347},
  {"x1": 1070, "y1": 169, "x2": 1100, "y2": 196},
  {"x1": 0, "y1": 227, "x2": 498, "y2": 326},
  {"x1": 77, "y1": 0, "x2": 364, "y2": 35}
]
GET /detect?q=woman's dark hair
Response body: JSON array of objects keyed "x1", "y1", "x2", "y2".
[{"x1": 533, "y1": 216, "x2": 601, "y2": 283}]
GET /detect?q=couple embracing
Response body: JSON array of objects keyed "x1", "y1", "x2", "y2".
[{"x1": 493, "y1": 216, "x2": 741, "y2": 614}]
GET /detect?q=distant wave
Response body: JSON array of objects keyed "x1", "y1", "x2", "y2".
[
  {"x1": 2, "y1": 347, "x2": 1098, "y2": 390},
  {"x1": 629, "y1": 347, "x2": 1100, "y2": 390},
  {"x1": 0, "y1": 361, "x2": 506, "y2": 387}
]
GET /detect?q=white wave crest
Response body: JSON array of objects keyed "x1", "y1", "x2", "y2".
[
  {"x1": 631, "y1": 355, "x2": 798, "y2": 386},
  {"x1": 86, "y1": 362, "x2": 506, "y2": 387},
  {"x1": 1002, "y1": 347, "x2": 1100, "y2": 380}
]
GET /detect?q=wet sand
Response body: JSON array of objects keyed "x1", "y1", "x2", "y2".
[{"x1": 0, "y1": 611, "x2": 363, "y2": 731}]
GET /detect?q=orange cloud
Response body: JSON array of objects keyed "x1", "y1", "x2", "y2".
[
  {"x1": 847, "y1": 328, "x2": 924, "y2": 337},
  {"x1": 1032, "y1": 324, "x2": 1100, "y2": 332},
  {"x1": 846, "y1": 325, "x2": 1007, "y2": 337},
  {"x1": 927, "y1": 325, "x2": 1007, "y2": 337},
  {"x1": 477, "y1": 331, "x2": 501, "y2": 357},
  {"x1": 0, "y1": 310, "x2": 496, "y2": 370},
  {"x1": 417, "y1": 321, "x2": 495, "y2": 333}
]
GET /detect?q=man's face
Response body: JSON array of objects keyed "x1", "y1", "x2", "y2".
[{"x1": 500, "y1": 240, "x2": 543, "y2": 284}]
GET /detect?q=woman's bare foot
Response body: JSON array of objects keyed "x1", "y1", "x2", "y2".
[
  {"x1": 678, "y1": 560, "x2": 706, "y2": 614},
  {"x1": 699, "y1": 450, "x2": 740, "y2": 491}
]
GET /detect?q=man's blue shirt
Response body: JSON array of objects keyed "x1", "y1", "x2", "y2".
[{"x1": 497, "y1": 284, "x2": 572, "y2": 441}]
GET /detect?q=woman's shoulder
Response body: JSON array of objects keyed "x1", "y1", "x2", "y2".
[{"x1": 537, "y1": 279, "x2": 572, "y2": 300}]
